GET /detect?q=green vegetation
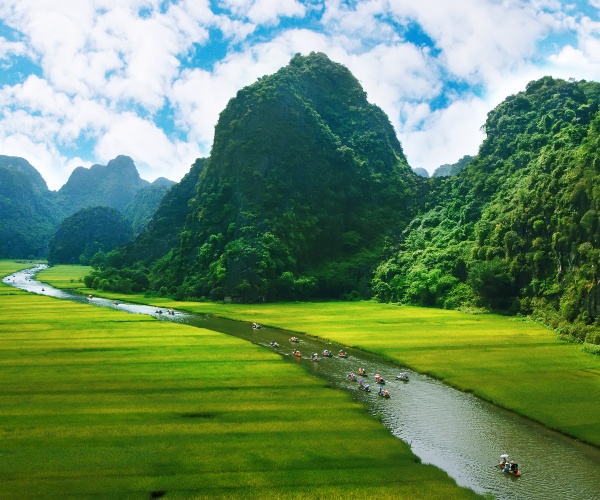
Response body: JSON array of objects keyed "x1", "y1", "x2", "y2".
[
  {"x1": 0, "y1": 155, "x2": 171, "y2": 259},
  {"x1": 56, "y1": 155, "x2": 151, "y2": 213},
  {"x1": 1, "y1": 262, "x2": 476, "y2": 498},
  {"x1": 0, "y1": 156, "x2": 63, "y2": 258},
  {"x1": 124, "y1": 178, "x2": 174, "y2": 234},
  {"x1": 81, "y1": 61, "x2": 600, "y2": 347},
  {"x1": 51, "y1": 265, "x2": 600, "y2": 448},
  {"x1": 373, "y1": 76, "x2": 600, "y2": 340},
  {"x1": 48, "y1": 206, "x2": 134, "y2": 265},
  {"x1": 89, "y1": 52, "x2": 417, "y2": 302},
  {"x1": 432, "y1": 155, "x2": 473, "y2": 178}
]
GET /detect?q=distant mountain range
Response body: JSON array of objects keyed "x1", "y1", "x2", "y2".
[{"x1": 0, "y1": 154, "x2": 174, "y2": 258}]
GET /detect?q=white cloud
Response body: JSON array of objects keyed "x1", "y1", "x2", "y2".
[
  {"x1": 0, "y1": 36, "x2": 28, "y2": 61},
  {"x1": 1, "y1": 0, "x2": 600, "y2": 189},
  {"x1": 0, "y1": 131, "x2": 73, "y2": 190},
  {"x1": 219, "y1": 0, "x2": 306, "y2": 25},
  {"x1": 94, "y1": 112, "x2": 202, "y2": 183},
  {"x1": 399, "y1": 96, "x2": 487, "y2": 172}
]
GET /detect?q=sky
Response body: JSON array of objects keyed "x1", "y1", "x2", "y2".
[{"x1": 1, "y1": 1, "x2": 600, "y2": 190}]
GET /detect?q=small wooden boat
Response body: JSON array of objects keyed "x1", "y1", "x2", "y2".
[{"x1": 496, "y1": 454, "x2": 521, "y2": 476}]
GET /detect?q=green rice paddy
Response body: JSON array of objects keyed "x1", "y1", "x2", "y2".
[
  {"x1": 43, "y1": 265, "x2": 600, "y2": 449},
  {"x1": 0, "y1": 262, "x2": 476, "y2": 498}
]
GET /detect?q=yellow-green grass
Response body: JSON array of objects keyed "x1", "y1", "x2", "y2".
[
  {"x1": 1, "y1": 263, "x2": 476, "y2": 498},
  {"x1": 42, "y1": 265, "x2": 600, "y2": 449},
  {"x1": 35, "y1": 263, "x2": 92, "y2": 290}
]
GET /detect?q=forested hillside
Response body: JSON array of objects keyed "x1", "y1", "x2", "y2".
[
  {"x1": 5, "y1": 53, "x2": 599, "y2": 340},
  {"x1": 88, "y1": 53, "x2": 417, "y2": 301},
  {"x1": 373, "y1": 76, "x2": 600, "y2": 340},
  {"x1": 0, "y1": 156, "x2": 63, "y2": 258},
  {"x1": 48, "y1": 206, "x2": 134, "y2": 265},
  {"x1": 0, "y1": 155, "x2": 171, "y2": 258},
  {"x1": 57, "y1": 155, "x2": 150, "y2": 213},
  {"x1": 124, "y1": 177, "x2": 175, "y2": 234}
]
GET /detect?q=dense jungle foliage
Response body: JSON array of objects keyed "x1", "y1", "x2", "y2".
[
  {"x1": 48, "y1": 206, "x2": 134, "y2": 265},
  {"x1": 0, "y1": 156, "x2": 62, "y2": 258},
  {"x1": 372, "y1": 76, "x2": 600, "y2": 341},
  {"x1": 87, "y1": 53, "x2": 417, "y2": 301},
  {"x1": 124, "y1": 177, "x2": 175, "y2": 234},
  {"x1": 51, "y1": 56, "x2": 600, "y2": 341},
  {"x1": 0, "y1": 155, "x2": 171, "y2": 258}
]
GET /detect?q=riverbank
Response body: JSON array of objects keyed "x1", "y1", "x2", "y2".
[
  {"x1": 39, "y1": 265, "x2": 600, "y2": 448},
  {"x1": 0, "y1": 261, "x2": 477, "y2": 498}
]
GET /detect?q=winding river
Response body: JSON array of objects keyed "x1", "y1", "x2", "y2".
[{"x1": 4, "y1": 266, "x2": 600, "y2": 499}]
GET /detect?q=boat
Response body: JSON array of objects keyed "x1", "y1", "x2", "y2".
[
  {"x1": 496, "y1": 454, "x2": 521, "y2": 476},
  {"x1": 358, "y1": 380, "x2": 370, "y2": 392},
  {"x1": 377, "y1": 387, "x2": 390, "y2": 398},
  {"x1": 396, "y1": 371, "x2": 409, "y2": 381}
]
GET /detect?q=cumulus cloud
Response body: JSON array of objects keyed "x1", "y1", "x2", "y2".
[
  {"x1": 399, "y1": 97, "x2": 488, "y2": 171},
  {"x1": 219, "y1": 0, "x2": 307, "y2": 25},
  {"x1": 0, "y1": 0, "x2": 599, "y2": 186}
]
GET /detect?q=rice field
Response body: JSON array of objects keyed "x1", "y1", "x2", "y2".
[
  {"x1": 0, "y1": 262, "x2": 476, "y2": 498},
  {"x1": 48, "y1": 265, "x2": 600, "y2": 449}
]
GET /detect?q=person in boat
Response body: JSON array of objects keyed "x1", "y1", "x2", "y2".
[
  {"x1": 293, "y1": 350, "x2": 301, "y2": 357},
  {"x1": 252, "y1": 323, "x2": 261, "y2": 329},
  {"x1": 347, "y1": 373, "x2": 357, "y2": 381},
  {"x1": 322, "y1": 349, "x2": 331, "y2": 356},
  {"x1": 338, "y1": 350, "x2": 348, "y2": 357},
  {"x1": 290, "y1": 336, "x2": 299, "y2": 342},
  {"x1": 168, "y1": 308, "x2": 174, "y2": 315},
  {"x1": 358, "y1": 367, "x2": 366, "y2": 376},
  {"x1": 270, "y1": 340, "x2": 279, "y2": 347},
  {"x1": 311, "y1": 352, "x2": 319, "y2": 361}
]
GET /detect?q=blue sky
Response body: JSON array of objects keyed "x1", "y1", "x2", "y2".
[{"x1": 1, "y1": 0, "x2": 599, "y2": 189}]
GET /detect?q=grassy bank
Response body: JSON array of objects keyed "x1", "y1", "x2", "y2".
[
  {"x1": 40, "y1": 265, "x2": 600, "y2": 448},
  {"x1": 0, "y1": 262, "x2": 476, "y2": 498}
]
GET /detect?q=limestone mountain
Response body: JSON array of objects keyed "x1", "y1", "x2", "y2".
[
  {"x1": 93, "y1": 53, "x2": 418, "y2": 301},
  {"x1": 124, "y1": 177, "x2": 176, "y2": 234},
  {"x1": 48, "y1": 206, "x2": 134, "y2": 265},
  {"x1": 0, "y1": 154, "x2": 172, "y2": 258},
  {"x1": 57, "y1": 155, "x2": 150, "y2": 214},
  {"x1": 373, "y1": 76, "x2": 600, "y2": 339},
  {"x1": 0, "y1": 156, "x2": 63, "y2": 258}
]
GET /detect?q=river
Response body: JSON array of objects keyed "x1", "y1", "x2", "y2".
[{"x1": 4, "y1": 265, "x2": 600, "y2": 499}]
